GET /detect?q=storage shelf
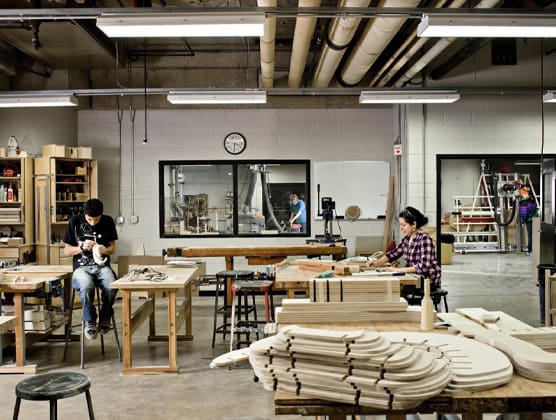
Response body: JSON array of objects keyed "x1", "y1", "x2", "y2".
[
  {"x1": 55, "y1": 182, "x2": 86, "y2": 185},
  {"x1": 0, "y1": 176, "x2": 21, "y2": 180}
]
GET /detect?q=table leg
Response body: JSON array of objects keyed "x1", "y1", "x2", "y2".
[
  {"x1": 225, "y1": 257, "x2": 234, "y2": 305},
  {"x1": 14, "y1": 293, "x2": 25, "y2": 367},
  {"x1": 149, "y1": 291, "x2": 157, "y2": 337},
  {"x1": 185, "y1": 283, "x2": 192, "y2": 337},
  {"x1": 122, "y1": 290, "x2": 132, "y2": 371},
  {"x1": 168, "y1": 291, "x2": 177, "y2": 371}
]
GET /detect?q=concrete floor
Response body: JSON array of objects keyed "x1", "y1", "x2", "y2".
[{"x1": 0, "y1": 252, "x2": 545, "y2": 420}]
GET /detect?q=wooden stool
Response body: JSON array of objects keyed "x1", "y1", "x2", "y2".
[
  {"x1": 13, "y1": 372, "x2": 95, "y2": 420},
  {"x1": 229, "y1": 279, "x2": 274, "y2": 351}
]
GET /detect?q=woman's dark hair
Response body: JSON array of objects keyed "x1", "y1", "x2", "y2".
[
  {"x1": 399, "y1": 206, "x2": 428, "y2": 229},
  {"x1": 84, "y1": 199, "x2": 103, "y2": 217}
]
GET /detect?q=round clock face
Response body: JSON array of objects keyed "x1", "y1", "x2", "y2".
[{"x1": 224, "y1": 132, "x2": 246, "y2": 155}]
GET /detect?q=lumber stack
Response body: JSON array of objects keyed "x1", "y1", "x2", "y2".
[
  {"x1": 275, "y1": 277, "x2": 423, "y2": 325},
  {"x1": 309, "y1": 277, "x2": 400, "y2": 303},
  {"x1": 275, "y1": 298, "x2": 422, "y2": 324}
]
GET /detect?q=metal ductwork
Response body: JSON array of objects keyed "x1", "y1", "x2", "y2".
[
  {"x1": 393, "y1": 0, "x2": 502, "y2": 87},
  {"x1": 288, "y1": 0, "x2": 321, "y2": 88},
  {"x1": 258, "y1": 0, "x2": 277, "y2": 88},
  {"x1": 337, "y1": 0, "x2": 420, "y2": 87},
  {"x1": 311, "y1": 0, "x2": 371, "y2": 88}
]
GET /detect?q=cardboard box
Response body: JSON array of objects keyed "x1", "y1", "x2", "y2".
[
  {"x1": 77, "y1": 147, "x2": 92, "y2": 159},
  {"x1": 7, "y1": 237, "x2": 24, "y2": 247},
  {"x1": 75, "y1": 167, "x2": 87, "y2": 175},
  {"x1": 42, "y1": 144, "x2": 68, "y2": 158}
]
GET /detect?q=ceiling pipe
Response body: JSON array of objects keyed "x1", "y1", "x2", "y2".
[
  {"x1": 393, "y1": 0, "x2": 503, "y2": 88},
  {"x1": 370, "y1": 0, "x2": 452, "y2": 87},
  {"x1": 337, "y1": 0, "x2": 421, "y2": 88},
  {"x1": 288, "y1": 0, "x2": 321, "y2": 88},
  {"x1": 258, "y1": 0, "x2": 277, "y2": 88},
  {"x1": 311, "y1": 0, "x2": 371, "y2": 88}
]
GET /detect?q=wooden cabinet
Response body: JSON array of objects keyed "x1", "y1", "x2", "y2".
[
  {"x1": 34, "y1": 157, "x2": 97, "y2": 264},
  {"x1": 0, "y1": 157, "x2": 35, "y2": 264}
]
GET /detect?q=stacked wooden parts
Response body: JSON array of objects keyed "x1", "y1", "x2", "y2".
[
  {"x1": 249, "y1": 325, "x2": 451, "y2": 409},
  {"x1": 438, "y1": 308, "x2": 556, "y2": 383},
  {"x1": 276, "y1": 277, "x2": 422, "y2": 324},
  {"x1": 247, "y1": 325, "x2": 512, "y2": 409}
]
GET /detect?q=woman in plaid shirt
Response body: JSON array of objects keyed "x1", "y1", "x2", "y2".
[{"x1": 367, "y1": 206, "x2": 441, "y2": 288}]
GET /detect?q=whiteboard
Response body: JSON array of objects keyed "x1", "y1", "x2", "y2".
[{"x1": 313, "y1": 161, "x2": 390, "y2": 219}]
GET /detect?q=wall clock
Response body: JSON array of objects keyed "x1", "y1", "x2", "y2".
[{"x1": 224, "y1": 132, "x2": 247, "y2": 155}]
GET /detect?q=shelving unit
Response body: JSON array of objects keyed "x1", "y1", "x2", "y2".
[
  {"x1": 0, "y1": 157, "x2": 34, "y2": 264},
  {"x1": 34, "y1": 156, "x2": 97, "y2": 264}
]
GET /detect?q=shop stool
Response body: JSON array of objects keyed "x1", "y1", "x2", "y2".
[
  {"x1": 13, "y1": 371, "x2": 95, "y2": 420},
  {"x1": 213, "y1": 270, "x2": 255, "y2": 348},
  {"x1": 63, "y1": 287, "x2": 122, "y2": 369},
  {"x1": 229, "y1": 279, "x2": 274, "y2": 351},
  {"x1": 430, "y1": 288, "x2": 449, "y2": 312}
]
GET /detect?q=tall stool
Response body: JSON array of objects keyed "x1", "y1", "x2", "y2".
[
  {"x1": 212, "y1": 270, "x2": 255, "y2": 348},
  {"x1": 229, "y1": 279, "x2": 274, "y2": 351},
  {"x1": 63, "y1": 287, "x2": 122, "y2": 368},
  {"x1": 13, "y1": 371, "x2": 95, "y2": 420}
]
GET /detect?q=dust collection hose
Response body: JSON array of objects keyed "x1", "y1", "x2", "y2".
[
  {"x1": 241, "y1": 169, "x2": 257, "y2": 213},
  {"x1": 260, "y1": 171, "x2": 283, "y2": 231}
]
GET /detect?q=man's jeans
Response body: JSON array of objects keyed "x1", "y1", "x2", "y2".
[{"x1": 72, "y1": 265, "x2": 117, "y2": 324}]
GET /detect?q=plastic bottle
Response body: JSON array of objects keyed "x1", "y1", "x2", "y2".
[
  {"x1": 6, "y1": 184, "x2": 13, "y2": 202},
  {"x1": 0, "y1": 184, "x2": 4, "y2": 202}
]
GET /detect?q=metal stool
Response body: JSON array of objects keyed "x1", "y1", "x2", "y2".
[
  {"x1": 63, "y1": 287, "x2": 122, "y2": 369},
  {"x1": 229, "y1": 279, "x2": 274, "y2": 351},
  {"x1": 13, "y1": 371, "x2": 95, "y2": 420},
  {"x1": 213, "y1": 270, "x2": 255, "y2": 348}
]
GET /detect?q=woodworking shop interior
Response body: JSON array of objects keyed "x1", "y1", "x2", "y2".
[{"x1": 1, "y1": 1, "x2": 556, "y2": 420}]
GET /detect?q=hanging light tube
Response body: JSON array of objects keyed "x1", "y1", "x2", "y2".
[
  {"x1": 167, "y1": 90, "x2": 267, "y2": 104},
  {"x1": 543, "y1": 91, "x2": 556, "y2": 103},
  {"x1": 0, "y1": 94, "x2": 78, "y2": 108},
  {"x1": 97, "y1": 13, "x2": 265, "y2": 38},
  {"x1": 359, "y1": 90, "x2": 460, "y2": 104},
  {"x1": 418, "y1": 14, "x2": 556, "y2": 38}
]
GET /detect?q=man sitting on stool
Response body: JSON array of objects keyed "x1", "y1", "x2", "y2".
[{"x1": 64, "y1": 198, "x2": 118, "y2": 340}]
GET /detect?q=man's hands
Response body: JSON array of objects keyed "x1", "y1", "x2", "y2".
[{"x1": 78, "y1": 239, "x2": 95, "y2": 252}]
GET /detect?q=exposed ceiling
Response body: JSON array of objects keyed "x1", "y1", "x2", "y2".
[{"x1": 0, "y1": 0, "x2": 555, "y2": 108}]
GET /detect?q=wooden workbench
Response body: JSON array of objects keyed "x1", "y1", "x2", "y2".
[
  {"x1": 110, "y1": 265, "x2": 198, "y2": 375},
  {"x1": 275, "y1": 375, "x2": 556, "y2": 420},
  {"x1": 166, "y1": 244, "x2": 347, "y2": 271},
  {"x1": 273, "y1": 321, "x2": 555, "y2": 420},
  {"x1": 0, "y1": 267, "x2": 73, "y2": 373}
]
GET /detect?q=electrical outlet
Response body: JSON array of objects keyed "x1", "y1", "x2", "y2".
[
  {"x1": 116, "y1": 215, "x2": 125, "y2": 225},
  {"x1": 130, "y1": 215, "x2": 139, "y2": 224}
]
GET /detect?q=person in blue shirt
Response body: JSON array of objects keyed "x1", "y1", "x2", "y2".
[
  {"x1": 289, "y1": 193, "x2": 307, "y2": 233},
  {"x1": 518, "y1": 186, "x2": 537, "y2": 254}
]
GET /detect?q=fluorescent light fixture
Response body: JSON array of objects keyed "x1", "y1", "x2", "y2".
[
  {"x1": 418, "y1": 14, "x2": 556, "y2": 38},
  {"x1": 543, "y1": 91, "x2": 556, "y2": 103},
  {"x1": 167, "y1": 90, "x2": 267, "y2": 104},
  {"x1": 0, "y1": 94, "x2": 78, "y2": 108},
  {"x1": 359, "y1": 90, "x2": 460, "y2": 104},
  {"x1": 97, "y1": 13, "x2": 265, "y2": 38}
]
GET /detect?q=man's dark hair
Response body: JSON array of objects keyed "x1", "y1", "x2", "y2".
[{"x1": 84, "y1": 199, "x2": 104, "y2": 217}]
